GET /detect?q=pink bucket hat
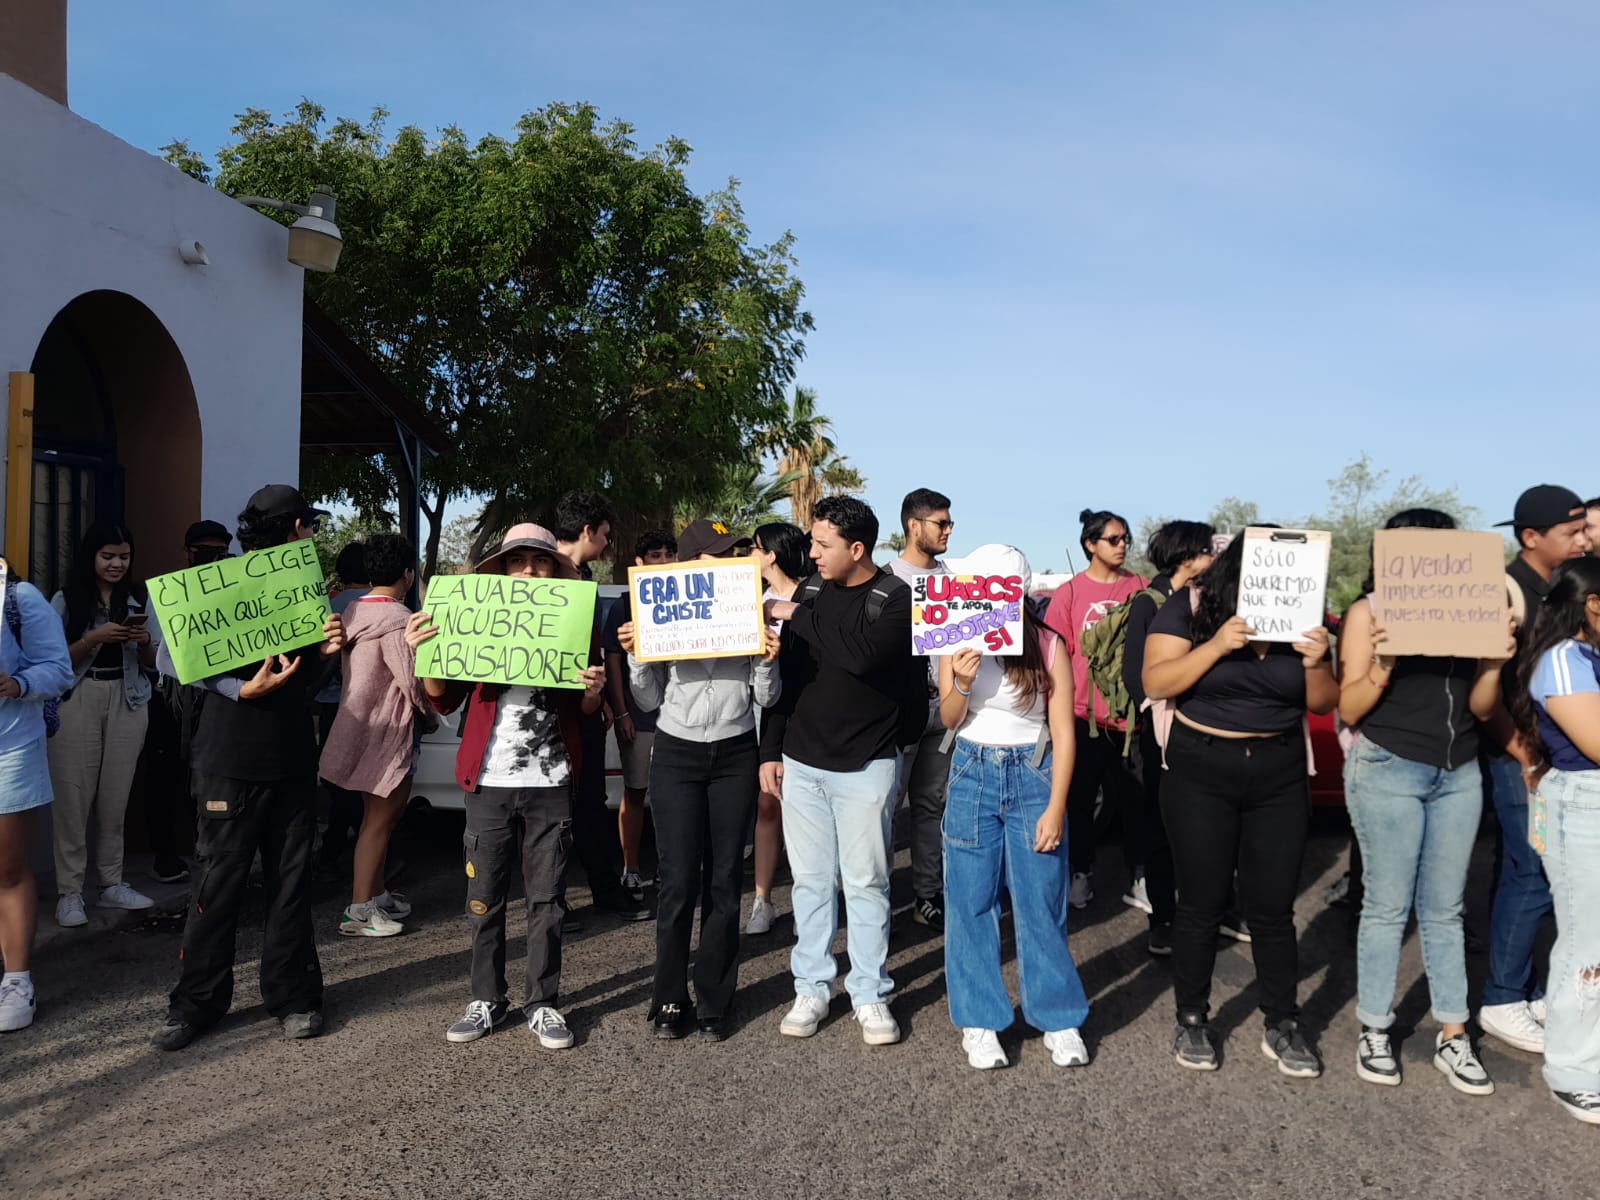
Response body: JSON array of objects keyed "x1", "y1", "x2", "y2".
[{"x1": 474, "y1": 522, "x2": 579, "y2": 579}]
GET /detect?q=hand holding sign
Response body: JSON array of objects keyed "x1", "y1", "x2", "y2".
[
  {"x1": 412, "y1": 574, "x2": 595, "y2": 689},
  {"x1": 1235, "y1": 528, "x2": 1331, "y2": 643},
  {"x1": 1371, "y1": 529, "x2": 1510, "y2": 658},
  {"x1": 912, "y1": 573, "x2": 1025, "y2": 656},
  {"x1": 629, "y1": 561, "x2": 764, "y2": 662}
]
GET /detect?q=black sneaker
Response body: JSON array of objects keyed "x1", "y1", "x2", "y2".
[
  {"x1": 281, "y1": 1011, "x2": 324, "y2": 1040},
  {"x1": 1356, "y1": 1025, "x2": 1401, "y2": 1086},
  {"x1": 912, "y1": 895, "x2": 944, "y2": 931},
  {"x1": 1552, "y1": 1089, "x2": 1600, "y2": 1125},
  {"x1": 1173, "y1": 1015, "x2": 1218, "y2": 1071},
  {"x1": 1261, "y1": 1019, "x2": 1322, "y2": 1078},
  {"x1": 696, "y1": 1014, "x2": 729, "y2": 1042},
  {"x1": 653, "y1": 1004, "x2": 690, "y2": 1040},
  {"x1": 597, "y1": 894, "x2": 652, "y2": 923},
  {"x1": 152, "y1": 1016, "x2": 211, "y2": 1052},
  {"x1": 151, "y1": 855, "x2": 190, "y2": 885},
  {"x1": 1147, "y1": 923, "x2": 1173, "y2": 957}
]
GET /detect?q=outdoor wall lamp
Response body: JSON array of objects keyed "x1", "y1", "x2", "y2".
[{"x1": 235, "y1": 190, "x2": 343, "y2": 273}]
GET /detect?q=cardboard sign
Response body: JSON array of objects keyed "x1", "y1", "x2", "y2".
[
  {"x1": 1235, "y1": 528, "x2": 1331, "y2": 643},
  {"x1": 1370, "y1": 529, "x2": 1508, "y2": 657},
  {"x1": 628, "y1": 559, "x2": 764, "y2": 662},
  {"x1": 149, "y1": 540, "x2": 331, "y2": 684},
  {"x1": 414, "y1": 574, "x2": 596, "y2": 689},
  {"x1": 911, "y1": 573, "x2": 1025, "y2": 656}
]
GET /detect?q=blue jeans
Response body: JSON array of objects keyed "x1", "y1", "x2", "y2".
[
  {"x1": 1485, "y1": 756, "x2": 1551, "y2": 1005},
  {"x1": 1344, "y1": 738, "x2": 1481, "y2": 1028},
  {"x1": 1535, "y1": 769, "x2": 1600, "y2": 1094},
  {"x1": 781, "y1": 756, "x2": 897, "y2": 1007},
  {"x1": 942, "y1": 740, "x2": 1089, "y2": 1032}
]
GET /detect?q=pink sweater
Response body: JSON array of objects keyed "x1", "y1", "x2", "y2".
[{"x1": 319, "y1": 597, "x2": 432, "y2": 796}]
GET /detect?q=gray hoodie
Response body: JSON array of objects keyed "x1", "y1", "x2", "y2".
[{"x1": 628, "y1": 651, "x2": 780, "y2": 742}]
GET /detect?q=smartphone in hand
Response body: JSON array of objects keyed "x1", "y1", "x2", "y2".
[{"x1": 123, "y1": 612, "x2": 150, "y2": 628}]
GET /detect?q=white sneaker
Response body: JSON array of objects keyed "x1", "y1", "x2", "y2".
[
  {"x1": 961, "y1": 1028, "x2": 1008, "y2": 1069},
  {"x1": 374, "y1": 891, "x2": 412, "y2": 920},
  {"x1": 1433, "y1": 1031, "x2": 1494, "y2": 1097},
  {"x1": 1069, "y1": 872, "x2": 1093, "y2": 910},
  {"x1": 1529, "y1": 997, "x2": 1548, "y2": 1025},
  {"x1": 780, "y1": 994, "x2": 830, "y2": 1038},
  {"x1": 1044, "y1": 1027, "x2": 1090, "y2": 1067},
  {"x1": 1121, "y1": 877, "x2": 1153, "y2": 915},
  {"x1": 55, "y1": 894, "x2": 87, "y2": 928},
  {"x1": 97, "y1": 883, "x2": 154, "y2": 911},
  {"x1": 0, "y1": 977, "x2": 36, "y2": 1032},
  {"x1": 527, "y1": 1005, "x2": 574, "y2": 1049},
  {"x1": 746, "y1": 896, "x2": 777, "y2": 935},
  {"x1": 620, "y1": 868, "x2": 647, "y2": 896},
  {"x1": 853, "y1": 1002, "x2": 901, "y2": 1046},
  {"x1": 1479, "y1": 1001, "x2": 1545, "y2": 1054},
  {"x1": 339, "y1": 902, "x2": 404, "y2": 938}
]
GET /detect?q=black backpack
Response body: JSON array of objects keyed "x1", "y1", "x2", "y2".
[{"x1": 793, "y1": 571, "x2": 927, "y2": 748}]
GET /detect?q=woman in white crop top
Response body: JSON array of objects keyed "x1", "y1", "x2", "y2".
[{"x1": 934, "y1": 545, "x2": 1088, "y2": 1071}]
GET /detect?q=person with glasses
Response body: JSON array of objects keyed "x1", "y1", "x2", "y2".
[
  {"x1": 1043, "y1": 508, "x2": 1148, "y2": 911},
  {"x1": 746, "y1": 521, "x2": 812, "y2": 934},
  {"x1": 887, "y1": 488, "x2": 955, "y2": 930}
]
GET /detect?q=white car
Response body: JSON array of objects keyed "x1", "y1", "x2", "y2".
[{"x1": 410, "y1": 584, "x2": 630, "y2": 812}]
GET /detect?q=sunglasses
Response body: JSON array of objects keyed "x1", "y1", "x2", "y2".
[
  {"x1": 1099, "y1": 535, "x2": 1130, "y2": 547},
  {"x1": 920, "y1": 518, "x2": 955, "y2": 532}
]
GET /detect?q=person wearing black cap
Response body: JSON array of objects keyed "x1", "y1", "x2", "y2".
[
  {"x1": 1479, "y1": 484, "x2": 1589, "y2": 1056},
  {"x1": 618, "y1": 519, "x2": 781, "y2": 1039},
  {"x1": 152, "y1": 485, "x2": 346, "y2": 1051}
]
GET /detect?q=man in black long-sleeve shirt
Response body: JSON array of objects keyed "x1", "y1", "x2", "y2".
[{"x1": 762, "y1": 497, "x2": 911, "y2": 1047}]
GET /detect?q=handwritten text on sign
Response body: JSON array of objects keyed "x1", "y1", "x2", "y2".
[
  {"x1": 149, "y1": 541, "x2": 330, "y2": 683},
  {"x1": 413, "y1": 574, "x2": 595, "y2": 689},
  {"x1": 1235, "y1": 528, "x2": 1331, "y2": 643},
  {"x1": 912, "y1": 574, "x2": 1025, "y2": 656},
  {"x1": 1371, "y1": 529, "x2": 1508, "y2": 658},
  {"x1": 628, "y1": 560, "x2": 764, "y2": 662}
]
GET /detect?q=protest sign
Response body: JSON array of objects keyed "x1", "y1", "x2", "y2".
[
  {"x1": 1370, "y1": 529, "x2": 1508, "y2": 657},
  {"x1": 911, "y1": 572, "x2": 1026, "y2": 656},
  {"x1": 149, "y1": 540, "x2": 330, "y2": 683},
  {"x1": 628, "y1": 559, "x2": 764, "y2": 662},
  {"x1": 1235, "y1": 528, "x2": 1331, "y2": 643},
  {"x1": 413, "y1": 574, "x2": 596, "y2": 689}
]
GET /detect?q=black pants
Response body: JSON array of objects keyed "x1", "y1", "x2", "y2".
[
  {"x1": 1160, "y1": 722, "x2": 1309, "y2": 1026},
  {"x1": 169, "y1": 773, "x2": 323, "y2": 1024},
  {"x1": 649, "y1": 730, "x2": 759, "y2": 1018},
  {"x1": 139, "y1": 689, "x2": 190, "y2": 860},
  {"x1": 316, "y1": 702, "x2": 364, "y2": 861},
  {"x1": 570, "y1": 713, "x2": 625, "y2": 905},
  {"x1": 464, "y1": 786, "x2": 571, "y2": 1006},
  {"x1": 1066, "y1": 717, "x2": 1142, "y2": 878},
  {"x1": 1134, "y1": 723, "x2": 1177, "y2": 927}
]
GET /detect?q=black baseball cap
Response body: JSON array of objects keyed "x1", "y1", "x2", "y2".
[
  {"x1": 1495, "y1": 485, "x2": 1585, "y2": 530},
  {"x1": 677, "y1": 519, "x2": 747, "y2": 562},
  {"x1": 244, "y1": 484, "x2": 330, "y2": 524},
  {"x1": 184, "y1": 520, "x2": 231, "y2": 546}
]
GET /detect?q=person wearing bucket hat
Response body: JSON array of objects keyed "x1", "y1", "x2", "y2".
[
  {"x1": 409, "y1": 522, "x2": 607, "y2": 1049},
  {"x1": 934, "y1": 544, "x2": 1091, "y2": 1070},
  {"x1": 1478, "y1": 484, "x2": 1588, "y2": 1057},
  {"x1": 152, "y1": 485, "x2": 348, "y2": 1052}
]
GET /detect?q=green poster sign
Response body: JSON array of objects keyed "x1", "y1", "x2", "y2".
[
  {"x1": 413, "y1": 574, "x2": 596, "y2": 689},
  {"x1": 148, "y1": 540, "x2": 331, "y2": 684}
]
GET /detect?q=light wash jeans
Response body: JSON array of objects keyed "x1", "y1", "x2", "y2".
[
  {"x1": 1535, "y1": 769, "x2": 1600, "y2": 1094},
  {"x1": 1344, "y1": 737, "x2": 1481, "y2": 1028},
  {"x1": 1485, "y1": 755, "x2": 1551, "y2": 1005},
  {"x1": 781, "y1": 756, "x2": 897, "y2": 1007},
  {"x1": 943, "y1": 740, "x2": 1089, "y2": 1032}
]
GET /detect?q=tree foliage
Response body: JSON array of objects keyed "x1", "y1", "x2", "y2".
[
  {"x1": 756, "y1": 386, "x2": 864, "y2": 528},
  {"x1": 165, "y1": 101, "x2": 813, "y2": 576}
]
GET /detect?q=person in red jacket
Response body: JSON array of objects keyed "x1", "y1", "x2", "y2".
[{"x1": 408, "y1": 524, "x2": 605, "y2": 1048}]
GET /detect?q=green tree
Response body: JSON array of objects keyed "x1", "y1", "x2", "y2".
[
  {"x1": 673, "y1": 460, "x2": 799, "y2": 533},
  {"x1": 313, "y1": 510, "x2": 396, "y2": 581},
  {"x1": 166, "y1": 101, "x2": 812, "y2": 577},
  {"x1": 757, "y1": 386, "x2": 864, "y2": 528}
]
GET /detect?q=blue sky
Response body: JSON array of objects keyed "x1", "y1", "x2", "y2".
[{"x1": 69, "y1": 1, "x2": 1600, "y2": 570}]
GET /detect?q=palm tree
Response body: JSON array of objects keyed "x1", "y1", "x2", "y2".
[
  {"x1": 758, "y1": 386, "x2": 866, "y2": 528},
  {"x1": 675, "y1": 459, "x2": 801, "y2": 533}
]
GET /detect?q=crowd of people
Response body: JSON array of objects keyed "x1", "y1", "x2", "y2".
[{"x1": 0, "y1": 479, "x2": 1597, "y2": 1129}]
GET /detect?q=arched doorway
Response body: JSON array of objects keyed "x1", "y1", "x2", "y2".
[{"x1": 29, "y1": 291, "x2": 201, "y2": 594}]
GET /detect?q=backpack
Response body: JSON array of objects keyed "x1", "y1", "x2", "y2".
[
  {"x1": 794, "y1": 570, "x2": 927, "y2": 748},
  {"x1": 1078, "y1": 585, "x2": 1166, "y2": 754},
  {"x1": 4, "y1": 584, "x2": 62, "y2": 737}
]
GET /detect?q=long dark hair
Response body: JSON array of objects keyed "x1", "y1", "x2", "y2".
[
  {"x1": 754, "y1": 521, "x2": 811, "y2": 584},
  {"x1": 1508, "y1": 557, "x2": 1600, "y2": 764},
  {"x1": 1188, "y1": 532, "x2": 1249, "y2": 644},
  {"x1": 63, "y1": 522, "x2": 147, "y2": 641},
  {"x1": 1004, "y1": 604, "x2": 1053, "y2": 712},
  {"x1": 1357, "y1": 507, "x2": 1456, "y2": 597}
]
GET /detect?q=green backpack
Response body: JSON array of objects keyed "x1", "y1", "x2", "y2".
[{"x1": 1078, "y1": 586, "x2": 1167, "y2": 754}]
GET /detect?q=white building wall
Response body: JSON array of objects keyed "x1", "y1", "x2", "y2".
[{"x1": 0, "y1": 70, "x2": 304, "y2": 526}]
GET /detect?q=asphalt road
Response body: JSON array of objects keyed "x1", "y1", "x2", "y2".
[{"x1": 1, "y1": 808, "x2": 1589, "y2": 1200}]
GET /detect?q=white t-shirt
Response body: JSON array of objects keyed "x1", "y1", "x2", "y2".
[
  {"x1": 959, "y1": 656, "x2": 1047, "y2": 747},
  {"x1": 478, "y1": 686, "x2": 571, "y2": 789}
]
